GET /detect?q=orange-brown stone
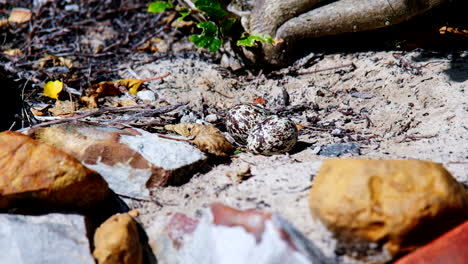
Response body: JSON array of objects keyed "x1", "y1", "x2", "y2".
[{"x1": 309, "y1": 159, "x2": 468, "y2": 258}]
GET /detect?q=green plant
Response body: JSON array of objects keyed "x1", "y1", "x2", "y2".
[
  {"x1": 148, "y1": 0, "x2": 275, "y2": 52},
  {"x1": 148, "y1": 1, "x2": 173, "y2": 13}
]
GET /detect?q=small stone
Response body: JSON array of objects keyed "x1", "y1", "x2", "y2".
[
  {"x1": 319, "y1": 142, "x2": 360, "y2": 157},
  {"x1": 350, "y1": 91, "x2": 373, "y2": 99},
  {"x1": 310, "y1": 146, "x2": 321, "y2": 155},
  {"x1": 267, "y1": 86, "x2": 290, "y2": 107},
  {"x1": 330, "y1": 128, "x2": 342, "y2": 136},
  {"x1": 204, "y1": 114, "x2": 219, "y2": 123},
  {"x1": 309, "y1": 159, "x2": 468, "y2": 260},
  {"x1": 394, "y1": 221, "x2": 468, "y2": 264},
  {"x1": 93, "y1": 213, "x2": 143, "y2": 264},
  {"x1": 180, "y1": 111, "x2": 200, "y2": 124},
  {"x1": 136, "y1": 90, "x2": 156, "y2": 102},
  {"x1": 64, "y1": 4, "x2": 79, "y2": 12},
  {"x1": 0, "y1": 213, "x2": 94, "y2": 264}
]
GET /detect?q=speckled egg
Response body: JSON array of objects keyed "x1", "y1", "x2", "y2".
[
  {"x1": 246, "y1": 115, "x2": 298, "y2": 155},
  {"x1": 226, "y1": 104, "x2": 271, "y2": 145}
]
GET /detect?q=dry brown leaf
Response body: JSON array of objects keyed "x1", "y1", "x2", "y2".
[
  {"x1": 164, "y1": 123, "x2": 192, "y2": 137},
  {"x1": 111, "y1": 97, "x2": 138, "y2": 107},
  {"x1": 226, "y1": 164, "x2": 251, "y2": 183},
  {"x1": 83, "y1": 74, "x2": 170, "y2": 107},
  {"x1": 8, "y1": 8, "x2": 32, "y2": 24},
  {"x1": 439, "y1": 26, "x2": 468, "y2": 37},
  {"x1": 166, "y1": 123, "x2": 234, "y2": 156},
  {"x1": 296, "y1": 124, "x2": 305, "y2": 130},
  {"x1": 171, "y1": 19, "x2": 195, "y2": 29},
  {"x1": 0, "y1": 19, "x2": 8, "y2": 28},
  {"x1": 0, "y1": 131, "x2": 110, "y2": 211},
  {"x1": 48, "y1": 100, "x2": 75, "y2": 116},
  {"x1": 3, "y1": 48, "x2": 23, "y2": 57},
  {"x1": 93, "y1": 213, "x2": 143, "y2": 264},
  {"x1": 80, "y1": 95, "x2": 99, "y2": 108},
  {"x1": 36, "y1": 55, "x2": 74, "y2": 69},
  {"x1": 136, "y1": 41, "x2": 159, "y2": 53},
  {"x1": 161, "y1": 12, "x2": 177, "y2": 24},
  {"x1": 253, "y1": 97, "x2": 267, "y2": 105},
  {"x1": 30, "y1": 104, "x2": 51, "y2": 116}
]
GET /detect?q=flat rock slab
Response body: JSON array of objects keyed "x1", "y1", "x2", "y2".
[
  {"x1": 149, "y1": 203, "x2": 330, "y2": 264},
  {"x1": 31, "y1": 123, "x2": 208, "y2": 200},
  {"x1": 0, "y1": 213, "x2": 94, "y2": 264}
]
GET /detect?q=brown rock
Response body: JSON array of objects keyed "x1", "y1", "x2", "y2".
[
  {"x1": 309, "y1": 159, "x2": 468, "y2": 258},
  {"x1": 0, "y1": 131, "x2": 109, "y2": 211},
  {"x1": 93, "y1": 213, "x2": 143, "y2": 264},
  {"x1": 394, "y1": 220, "x2": 468, "y2": 264}
]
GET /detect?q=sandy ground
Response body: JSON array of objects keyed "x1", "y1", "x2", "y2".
[{"x1": 119, "y1": 49, "x2": 467, "y2": 262}]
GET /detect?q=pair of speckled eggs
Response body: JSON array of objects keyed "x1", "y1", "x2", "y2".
[{"x1": 225, "y1": 104, "x2": 298, "y2": 155}]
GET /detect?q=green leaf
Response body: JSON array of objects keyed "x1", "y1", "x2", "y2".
[
  {"x1": 148, "y1": 1, "x2": 173, "y2": 13},
  {"x1": 194, "y1": 0, "x2": 227, "y2": 19},
  {"x1": 220, "y1": 17, "x2": 236, "y2": 36},
  {"x1": 232, "y1": 149, "x2": 242, "y2": 155},
  {"x1": 177, "y1": 9, "x2": 191, "y2": 21},
  {"x1": 237, "y1": 34, "x2": 274, "y2": 47},
  {"x1": 190, "y1": 21, "x2": 222, "y2": 52}
]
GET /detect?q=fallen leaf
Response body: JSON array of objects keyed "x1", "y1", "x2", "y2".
[
  {"x1": 119, "y1": 78, "x2": 144, "y2": 95},
  {"x1": 0, "y1": 131, "x2": 110, "y2": 211},
  {"x1": 161, "y1": 12, "x2": 177, "y2": 24},
  {"x1": 0, "y1": 19, "x2": 8, "y2": 28},
  {"x1": 226, "y1": 164, "x2": 251, "y2": 183},
  {"x1": 253, "y1": 97, "x2": 266, "y2": 105},
  {"x1": 165, "y1": 123, "x2": 192, "y2": 137},
  {"x1": 30, "y1": 104, "x2": 51, "y2": 116},
  {"x1": 48, "y1": 100, "x2": 75, "y2": 116},
  {"x1": 83, "y1": 74, "x2": 170, "y2": 107},
  {"x1": 111, "y1": 97, "x2": 138, "y2": 107},
  {"x1": 137, "y1": 41, "x2": 159, "y2": 53},
  {"x1": 8, "y1": 8, "x2": 32, "y2": 24},
  {"x1": 165, "y1": 123, "x2": 234, "y2": 156},
  {"x1": 43, "y1": 80, "x2": 64, "y2": 99},
  {"x1": 296, "y1": 124, "x2": 305, "y2": 130},
  {"x1": 3, "y1": 49, "x2": 23, "y2": 57},
  {"x1": 36, "y1": 55, "x2": 74, "y2": 69},
  {"x1": 171, "y1": 19, "x2": 195, "y2": 29},
  {"x1": 190, "y1": 125, "x2": 234, "y2": 156},
  {"x1": 439, "y1": 26, "x2": 468, "y2": 37}
]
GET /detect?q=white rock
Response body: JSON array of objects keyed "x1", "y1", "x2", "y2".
[
  {"x1": 205, "y1": 114, "x2": 219, "y2": 123},
  {"x1": 0, "y1": 213, "x2": 94, "y2": 264},
  {"x1": 137, "y1": 90, "x2": 157, "y2": 102}
]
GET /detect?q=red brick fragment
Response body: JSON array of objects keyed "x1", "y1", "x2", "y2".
[{"x1": 395, "y1": 220, "x2": 468, "y2": 264}]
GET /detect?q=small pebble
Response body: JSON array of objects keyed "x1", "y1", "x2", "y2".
[
  {"x1": 319, "y1": 142, "x2": 360, "y2": 157},
  {"x1": 64, "y1": 4, "x2": 79, "y2": 12},
  {"x1": 205, "y1": 114, "x2": 219, "y2": 123},
  {"x1": 136, "y1": 90, "x2": 156, "y2": 102}
]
